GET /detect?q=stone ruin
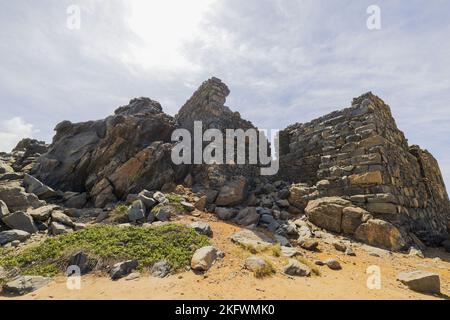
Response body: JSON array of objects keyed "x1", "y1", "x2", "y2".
[
  {"x1": 278, "y1": 92, "x2": 450, "y2": 245},
  {"x1": 26, "y1": 77, "x2": 449, "y2": 248}
]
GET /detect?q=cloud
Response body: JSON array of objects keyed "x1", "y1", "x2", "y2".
[{"x1": 0, "y1": 117, "x2": 36, "y2": 152}]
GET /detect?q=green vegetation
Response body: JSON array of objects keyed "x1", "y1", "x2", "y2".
[
  {"x1": 253, "y1": 258, "x2": 276, "y2": 279},
  {"x1": 0, "y1": 224, "x2": 209, "y2": 277}
]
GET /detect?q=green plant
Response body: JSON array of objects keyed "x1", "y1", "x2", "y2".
[{"x1": 0, "y1": 224, "x2": 209, "y2": 277}]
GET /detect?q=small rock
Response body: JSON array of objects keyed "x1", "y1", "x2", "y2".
[
  {"x1": 275, "y1": 235, "x2": 290, "y2": 247},
  {"x1": 244, "y1": 256, "x2": 268, "y2": 272},
  {"x1": 110, "y1": 260, "x2": 138, "y2": 280},
  {"x1": 191, "y1": 246, "x2": 218, "y2": 271},
  {"x1": 234, "y1": 207, "x2": 260, "y2": 226},
  {"x1": 333, "y1": 242, "x2": 347, "y2": 252},
  {"x1": 66, "y1": 250, "x2": 97, "y2": 275},
  {"x1": 138, "y1": 194, "x2": 157, "y2": 210},
  {"x1": 151, "y1": 261, "x2": 171, "y2": 278},
  {"x1": 194, "y1": 196, "x2": 207, "y2": 211},
  {"x1": 2, "y1": 211, "x2": 38, "y2": 234},
  {"x1": 28, "y1": 205, "x2": 56, "y2": 221},
  {"x1": 397, "y1": 270, "x2": 440, "y2": 294},
  {"x1": 181, "y1": 201, "x2": 195, "y2": 212},
  {"x1": 3, "y1": 276, "x2": 51, "y2": 296},
  {"x1": 325, "y1": 258, "x2": 342, "y2": 270},
  {"x1": 51, "y1": 211, "x2": 74, "y2": 227},
  {"x1": 283, "y1": 259, "x2": 311, "y2": 277},
  {"x1": 153, "y1": 191, "x2": 168, "y2": 204},
  {"x1": 409, "y1": 247, "x2": 425, "y2": 259},
  {"x1": 124, "y1": 273, "x2": 141, "y2": 281},
  {"x1": 188, "y1": 221, "x2": 213, "y2": 237}
]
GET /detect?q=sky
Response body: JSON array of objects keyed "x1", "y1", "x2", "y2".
[{"x1": 0, "y1": 0, "x2": 449, "y2": 189}]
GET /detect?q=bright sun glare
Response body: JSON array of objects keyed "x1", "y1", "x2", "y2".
[{"x1": 125, "y1": 0, "x2": 216, "y2": 71}]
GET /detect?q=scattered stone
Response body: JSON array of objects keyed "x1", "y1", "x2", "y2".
[
  {"x1": 3, "y1": 276, "x2": 51, "y2": 296},
  {"x1": 397, "y1": 271, "x2": 440, "y2": 294},
  {"x1": 50, "y1": 221, "x2": 73, "y2": 235},
  {"x1": 137, "y1": 194, "x2": 157, "y2": 210},
  {"x1": 151, "y1": 261, "x2": 171, "y2": 278},
  {"x1": 2, "y1": 211, "x2": 38, "y2": 234},
  {"x1": 64, "y1": 192, "x2": 87, "y2": 209},
  {"x1": 305, "y1": 197, "x2": 351, "y2": 233},
  {"x1": 153, "y1": 191, "x2": 168, "y2": 204},
  {"x1": 231, "y1": 229, "x2": 275, "y2": 251},
  {"x1": 215, "y1": 207, "x2": 237, "y2": 220},
  {"x1": 66, "y1": 250, "x2": 97, "y2": 275},
  {"x1": 333, "y1": 242, "x2": 347, "y2": 253},
  {"x1": 194, "y1": 195, "x2": 207, "y2": 211},
  {"x1": 188, "y1": 221, "x2": 213, "y2": 237},
  {"x1": 345, "y1": 247, "x2": 356, "y2": 256},
  {"x1": 244, "y1": 256, "x2": 268, "y2": 272},
  {"x1": 51, "y1": 210, "x2": 74, "y2": 227},
  {"x1": 154, "y1": 205, "x2": 177, "y2": 222},
  {"x1": 180, "y1": 201, "x2": 195, "y2": 212},
  {"x1": 299, "y1": 239, "x2": 319, "y2": 251},
  {"x1": 0, "y1": 200, "x2": 10, "y2": 218},
  {"x1": 281, "y1": 246, "x2": 301, "y2": 258},
  {"x1": 28, "y1": 205, "x2": 56, "y2": 221},
  {"x1": 234, "y1": 207, "x2": 260, "y2": 226},
  {"x1": 275, "y1": 235, "x2": 290, "y2": 247},
  {"x1": 0, "y1": 229, "x2": 31, "y2": 245},
  {"x1": 325, "y1": 258, "x2": 342, "y2": 270},
  {"x1": 215, "y1": 176, "x2": 247, "y2": 206},
  {"x1": 191, "y1": 246, "x2": 218, "y2": 272},
  {"x1": 127, "y1": 200, "x2": 145, "y2": 222},
  {"x1": 355, "y1": 219, "x2": 406, "y2": 251},
  {"x1": 283, "y1": 259, "x2": 311, "y2": 277},
  {"x1": 23, "y1": 173, "x2": 57, "y2": 199},
  {"x1": 409, "y1": 247, "x2": 425, "y2": 259},
  {"x1": 124, "y1": 273, "x2": 141, "y2": 281},
  {"x1": 0, "y1": 183, "x2": 44, "y2": 212},
  {"x1": 110, "y1": 260, "x2": 139, "y2": 280}
]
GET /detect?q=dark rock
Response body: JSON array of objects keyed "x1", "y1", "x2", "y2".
[{"x1": 110, "y1": 260, "x2": 139, "y2": 280}]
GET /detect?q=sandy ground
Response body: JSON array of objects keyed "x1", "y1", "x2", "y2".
[{"x1": 2, "y1": 216, "x2": 450, "y2": 300}]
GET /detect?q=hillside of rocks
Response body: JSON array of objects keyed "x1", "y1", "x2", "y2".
[{"x1": 1, "y1": 77, "x2": 449, "y2": 297}]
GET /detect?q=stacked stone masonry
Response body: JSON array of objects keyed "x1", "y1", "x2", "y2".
[{"x1": 278, "y1": 92, "x2": 450, "y2": 244}]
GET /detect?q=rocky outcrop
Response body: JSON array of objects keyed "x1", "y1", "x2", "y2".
[{"x1": 32, "y1": 98, "x2": 189, "y2": 207}]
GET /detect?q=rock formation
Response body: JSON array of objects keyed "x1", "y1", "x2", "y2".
[{"x1": 5, "y1": 77, "x2": 449, "y2": 249}]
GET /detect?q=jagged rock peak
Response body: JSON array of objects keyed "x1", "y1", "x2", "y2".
[
  {"x1": 176, "y1": 77, "x2": 254, "y2": 132},
  {"x1": 115, "y1": 97, "x2": 163, "y2": 116}
]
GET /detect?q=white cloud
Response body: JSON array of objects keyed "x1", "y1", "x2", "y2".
[{"x1": 0, "y1": 117, "x2": 36, "y2": 152}]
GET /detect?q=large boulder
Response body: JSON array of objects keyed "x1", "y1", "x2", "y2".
[
  {"x1": 32, "y1": 97, "x2": 188, "y2": 207},
  {"x1": 2, "y1": 211, "x2": 38, "y2": 234},
  {"x1": 305, "y1": 197, "x2": 351, "y2": 233},
  {"x1": 355, "y1": 219, "x2": 407, "y2": 251},
  {"x1": 397, "y1": 271, "x2": 440, "y2": 294}
]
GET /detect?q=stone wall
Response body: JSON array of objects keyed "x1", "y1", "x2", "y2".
[{"x1": 278, "y1": 92, "x2": 450, "y2": 244}]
